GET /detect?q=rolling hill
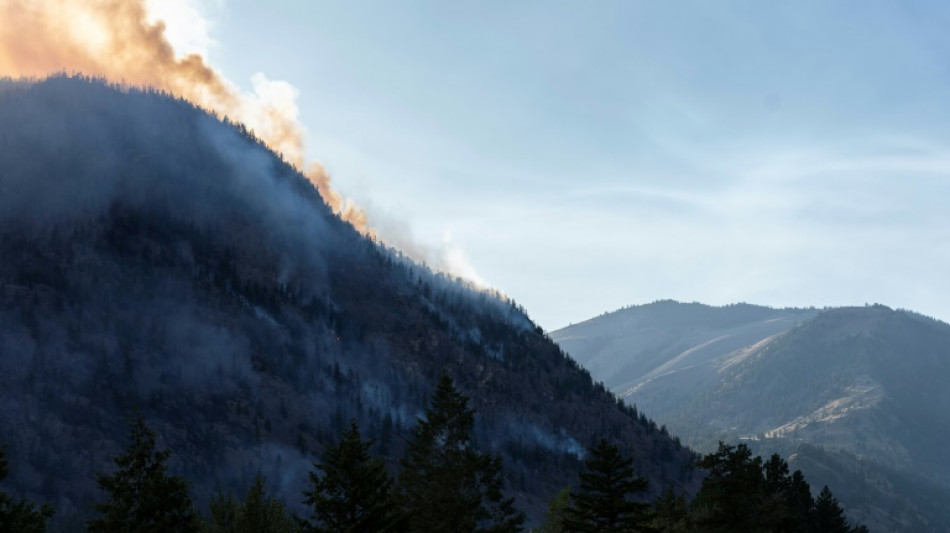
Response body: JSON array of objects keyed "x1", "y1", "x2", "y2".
[{"x1": 552, "y1": 300, "x2": 950, "y2": 531}]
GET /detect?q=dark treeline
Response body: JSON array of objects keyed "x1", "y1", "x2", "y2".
[
  {"x1": 2, "y1": 376, "x2": 865, "y2": 533},
  {"x1": 534, "y1": 441, "x2": 867, "y2": 533},
  {"x1": 1, "y1": 375, "x2": 520, "y2": 533}
]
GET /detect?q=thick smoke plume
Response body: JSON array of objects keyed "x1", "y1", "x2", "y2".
[{"x1": 0, "y1": 0, "x2": 368, "y2": 230}]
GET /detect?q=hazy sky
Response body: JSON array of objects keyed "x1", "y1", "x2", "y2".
[{"x1": 163, "y1": 0, "x2": 950, "y2": 330}]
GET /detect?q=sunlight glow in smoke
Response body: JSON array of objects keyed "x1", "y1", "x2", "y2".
[
  {"x1": 144, "y1": 0, "x2": 217, "y2": 58},
  {"x1": 0, "y1": 0, "x2": 367, "y2": 231},
  {"x1": 0, "y1": 0, "x2": 492, "y2": 287}
]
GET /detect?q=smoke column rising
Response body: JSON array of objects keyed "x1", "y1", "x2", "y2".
[
  {"x1": 0, "y1": 0, "x2": 368, "y2": 230},
  {"x1": 0, "y1": 0, "x2": 495, "y2": 286}
]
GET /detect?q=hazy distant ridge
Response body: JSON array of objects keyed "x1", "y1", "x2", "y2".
[{"x1": 552, "y1": 300, "x2": 950, "y2": 531}]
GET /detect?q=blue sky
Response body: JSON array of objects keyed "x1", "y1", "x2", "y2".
[{"x1": 192, "y1": 0, "x2": 950, "y2": 329}]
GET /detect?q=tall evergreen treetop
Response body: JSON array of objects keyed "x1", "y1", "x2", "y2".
[
  {"x1": 87, "y1": 417, "x2": 200, "y2": 533},
  {"x1": 563, "y1": 438, "x2": 654, "y2": 533},
  {"x1": 300, "y1": 420, "x2": 403, "y2": 533},
  {"x1": 811, "y1": 486, "x2": 852, "y2": 533},
  {"x1": 399, "y1": 374, "x2": 523, "y2": 533},
  {"x1": 692, "y1": 444, "x2": 867, "y2": 533},
  {"x1": 755, "y1": 453, "x2": 816, "y2": 533},
  {"x1": 785, "y1": 470, "x2": 814, "y2": 528},
  {"x1": 206, "y1": 473, "x2": 298, "y2": 533},
  {"x1": 693, "y1": 442, "x2": 765, "y2": 532}
]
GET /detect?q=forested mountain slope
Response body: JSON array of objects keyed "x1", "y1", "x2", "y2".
[
  {"x1": 0, "y1": 76, "x2": 699, "y2": 530},
  {"x1": 553, "y1": 301, "x2": 950, "y2": 531}
]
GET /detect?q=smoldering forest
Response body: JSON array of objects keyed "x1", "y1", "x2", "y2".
[{"x1": 0, "y1": 76, "x2": 698, "y2": 529}]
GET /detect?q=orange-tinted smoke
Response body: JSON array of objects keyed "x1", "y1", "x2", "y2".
[{"x1": 0, "y1": 0, "x2": 368, "y2": 231}]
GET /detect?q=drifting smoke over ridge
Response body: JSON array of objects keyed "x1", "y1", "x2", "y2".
[
  {"x1": 0, "y1": 0, "x2": 490, "y2": 286},
  {"x1": 0, "y1": 0, "x2": 367, "y2": 230},
  {"x1": 0, "y1": 77, "x2": 701, "y2": 527}
]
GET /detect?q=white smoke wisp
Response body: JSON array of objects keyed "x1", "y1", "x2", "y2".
[
  {"x1": 0, "y1": 0, "x2": 496, "y2": 288},
  {"x1": 442, "y1": 229, "x2": 488, "y2": 288}
]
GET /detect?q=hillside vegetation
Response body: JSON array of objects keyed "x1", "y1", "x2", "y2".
[{"x1": 0, "y1": 76, "x2": 699, "y2": 530}]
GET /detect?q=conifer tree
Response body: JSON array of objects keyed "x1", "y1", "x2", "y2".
[
  {"x1": 399, "y1": 374, "x2": 524, "y2": 533},
  {"x1": 537, "y1": 487, "x2": 570, "y2": 533},
  {"x1": 692, "y1": 445, "x2": 867, "y2": 533},
  {"x1": 300, "y1": 420, "x2": 403, "y2": 533},
  {"x1": 758, "y1": 453, "x2": 807, "y2": 533},
  {"x1": 0, "y1": 446, "x2": 53, "y2": 533},
  {"x1": 692, "y1": 442, "x2": 765, "y2": 532},
  {"x1": 87, "y1": 417, "x2": 200, "y2": 533},
  {"x1": 562, "y1": 439, "x2": 654, "y2": 532},
  {"x1": 206, "y1": 493, "x2": 239, "y2": 533},
  {"x1": 206, "y1": 473, "x2": 297, "y2": 533},
  {"x1": 782, "y1": 469, "x2": 815, "y2": 533},
  {"x1": 810, "y1": 486, "x2": 851, "y2": 533},
  {"x1": 650, "y1": 487, "x2": 690, "y2": 533}
]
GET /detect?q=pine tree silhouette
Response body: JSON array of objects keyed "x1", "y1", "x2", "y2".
[
  {"x1": 87, "y1": 417, "x2": 200, "y2": 532},
  {"x1": 301, "y1": 420, "x2": 404, "y2": 533},
  {"x1": 399, "y1": 374, "x2": 523, "y2": 533},
  {"x1": 563, "y1": 439, "x2": 653, "y2": 532}
]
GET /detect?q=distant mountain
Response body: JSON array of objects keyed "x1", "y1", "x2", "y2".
[
  {"x1": 552, "y1": 300, "x2": 950, "y2": 532},
  {"x1": 0, "y1": 77, "x2": 700, "y2": 530}
]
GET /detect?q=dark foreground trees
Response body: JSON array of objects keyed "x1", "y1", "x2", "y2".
[
  {"x1": 400, "y1": 374, "x2": 524, "y2": 533},
  {"x1": 538, "y1": 440, "x2": 867, "y2": 533},
  {"x1": 692, "y1": 442, "x2": 766, "y2": 532},
  {"x1": 812, "y1": 485, "x2": 864, "y2": 533},
  {"x1": 87, "y1": 417, "x2": 201, "y2": 533},
  {"x1": 0, "y1": 446, "x2": 53, "y2": 533},
  {"x1": 537, "y1": 487, "x2": 571, "y2": 533},
  {"x1": 692, "y1": 442, "x2": 867, "y2": 533},
  {"x1": 76, "y1": 376, "x2": 527, "y2": 533},
  {"x1": 300, "y1": 420, "x2": 404, "y2": 532},
  {"x1": 300, "y1": 375, "x2": 524, "y2": 533},
  {"x1": 207, "y1": 473, "x2": 298, "y2": 533},
  {"x1": 563, "y1": 439, "x2": 653, "y2": 532},
  {"x1": 9, "y1": 392, "x2": 869, "y2": 533},
  {"x1": 650, "y1": 487, "x2": 690, "y2": 533}
]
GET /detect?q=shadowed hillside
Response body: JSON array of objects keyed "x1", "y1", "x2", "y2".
[{"x1": 0, "y1": 76, "x2": 700, "y2": 530}]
